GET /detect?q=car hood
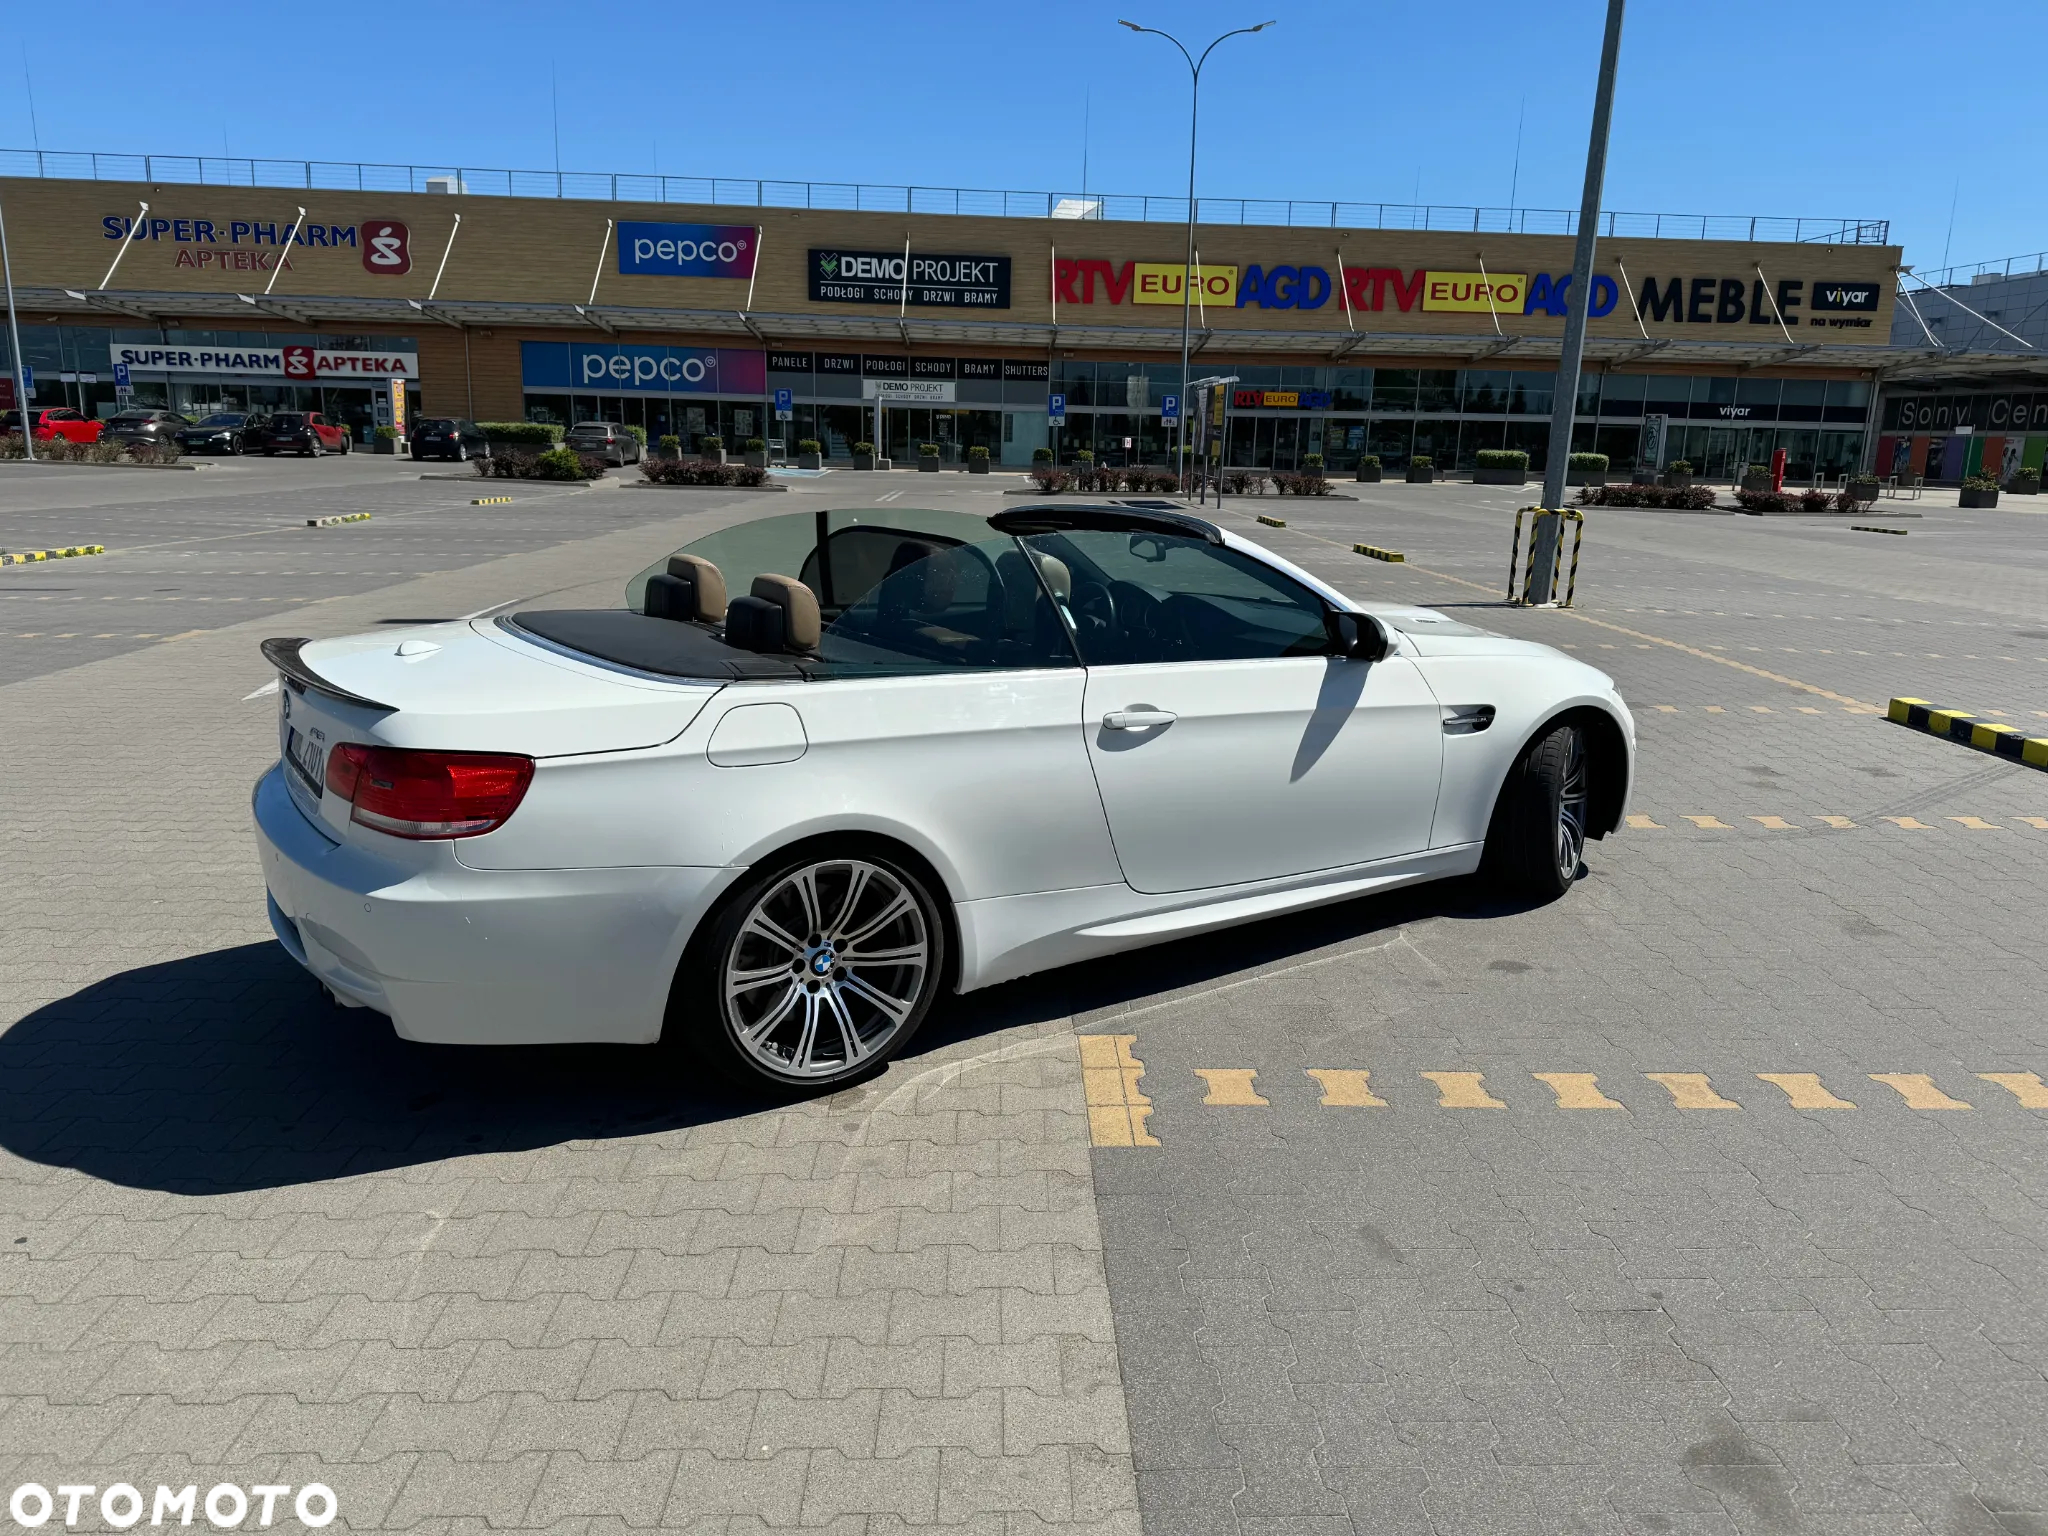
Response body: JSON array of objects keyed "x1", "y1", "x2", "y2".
[
  {"x1": 1358, "y1": 602, "x2": 1592, "y2": 665},
  {"x1": 290, "y1": 619, "x2": 718, "y2": 756}
]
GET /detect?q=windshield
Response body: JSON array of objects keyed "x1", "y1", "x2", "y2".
[
  {"x1": 270, "y1": 413, "x2": 306, "y2": 428},
  {"x1": 416, "y1": 418, "x2": 455, "y2": 431},
  {"x1": 197, "y1": 413, "x2": 245, "y2": 426},
  {"x1": 626, "y1": 508, "x2": 1001, "y2": 619}
]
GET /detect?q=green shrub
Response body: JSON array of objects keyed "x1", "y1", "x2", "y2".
[
  {"x1": 852, "y1": 441, "x2": 875, "y2": 455},
  {"x1": 1668, "y1": 459, "x2": 1694, "y2": 474},
  {"x1": 657, "y1": 434, "x2": 682, "y2": 455},
  {"x1": 1075, "y1": 448, "x2": 1095, "y2": 464},
  {"x1": 1567, "y1": 452, "x2": 1609, "y2": 470},
  {"x1": 1411, "y1": 455, "x2": 1433, "y2": 469},
  {"x1": 919, "y1": 442, "x2": 940, "y2": 457},
  {"x1": 1358, "y1": 454, "x2": 1380, "y2": 468},
  {"x1": 374, "y1": 425, "x2": 400, "y2": 441},
  {"x1": 1576, "y1": 483, "x2": 1717, "y2": 510},
  {"x1": 966, "y1": 445, "x2": 989, "y2": 460},
  {"x1": 1301, "y1": 453, "x2": 1324, "y2": 471},
  {"x1": 796, "y1": 439, "x2": 823, "y2": 454},
  {"x1": 741, "y1": 437, "x2": 766, "y2": 453},
  {"x1": 0, "y1": 432, "x2": 24, "y2": 459},
  {"x1": 86, "y1": 439, "x2": 124, "y2": 463},
  {"x1": 1848, "y1": 471, "x2": 1880, "y2": 486},
  {"x1": 700, "y1": 435, "x2": 724, "y2": 452},
  {"x1": 1032, "y1": 446, "x2": 1054, "y2": 464},
  {"x1": 479, "y1": 421, "x2": 562, "y2": 445},
  {"x1": 1475, "y1": 449, "x2": 1528, "y2": 469},
  {"x1": 1029, "y1": 466, "x2": 1074, "y2": 491},
  {"x1": 623, "y1": 424, "x2": 647, "y2": 446},
  {"x1": 1962, "y1": 474, "x2": 2001, "y2": 491},
  {"x1": 2012, "y1": 466, "x2": 2041, "y2": 486}
]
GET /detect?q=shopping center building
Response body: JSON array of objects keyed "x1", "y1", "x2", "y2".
[{"x1": 0, "y1": 153, "x2": 2029, "y2": 479}]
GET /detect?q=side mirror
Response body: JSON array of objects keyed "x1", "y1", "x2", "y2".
[{"x1": 1326, "y1": 610, "x2": 1390, "y2": 662}]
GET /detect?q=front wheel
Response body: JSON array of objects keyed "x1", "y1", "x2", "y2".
[
  {"x1": 1482, "y1": 722, "x2": 1589, "y2": 902},
  {"x1": 673, "y1": 850, "x2": 946, "y2": 1090}
]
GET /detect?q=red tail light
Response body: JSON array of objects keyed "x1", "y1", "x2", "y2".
[{"x1": 324, "y1": 743, "x2": 534, "y2": 839}]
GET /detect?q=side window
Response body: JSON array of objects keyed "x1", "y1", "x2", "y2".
[
  {"x1": 815, "y1": 537, "x2": 1077, "y2": 674},
  {"x1": 1021, "y1": 530, "x2": 1332, "y2": 666}
]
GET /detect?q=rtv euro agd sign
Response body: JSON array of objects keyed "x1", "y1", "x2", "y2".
[{"x1": 8, "y1": 1483, "x2": 337, "y2": 1530}]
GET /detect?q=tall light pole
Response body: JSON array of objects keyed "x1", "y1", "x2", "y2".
[
  {"x1": 1530, "y1": 0, "x2": 1627, "y2": 601},
  {"x1": 1119, "y1": 18, "x2": 1274, "y2": 480},
  {"x1": 0, "y1": 190, "x2": 34, "y2": 461}
]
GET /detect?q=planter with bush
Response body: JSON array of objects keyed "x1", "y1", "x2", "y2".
[
  {"x1": 624, "y1": 425, "x2": 648, "y2": 449},
  {"x1": 796, "y1": 438, "x2": 823, "y2": 470},
  {"x1": 373, "y1": 425, "x2": 403, "y2": 455},
  {"x1": 1473, "y1": 448, "x2": 1528, "y2": 486},
  {"x1": 472, "y1": 448, "x2": 605, "y2": 481},
  {"x1": 852, "y1": 440, "x2": 876, "y2": 471},
  {"x1": 1739, "y1": 465, "x2": 1774, "y2": 492},
  {"x1": 967, "y1": 444, "x2": 990, "y2": 475},
  {"x1": 1354, "y1": 454, "x2": 1382, "y2": 483},
  {"x1": 1031, "y1": 446, "x2": 1053, "y2": 465},
  {"x1": 479, "y1": 422, "x2": 564, "y2": 449},
  {"x1": 640, "y1": 458, "x2": 773, "y2": 488},
  {"x1": 1660, "y1": 460, "x2": 1694, "y2": 489},
  {"x1": 1844, "y1": 472, "x2": 1880, "y2": 504},
  {"x1": 739, "y1": 437, "x2": 768, "y2": 469},
  {"x1": 1566, "y1": 451, "x2": 1609, "y2": 487},
  {"x1": 1574, "y1": 482, "x2": 1718, "y2": 511},
  {"x1": 2008, "y1": 466, "x2": 2041, "y2": 496},
  {"x1": 656, "y1": 434, "x2": 683, "y2": 460},
  {"x1": 1959, "y1": 474, "x2": 2001, "y2": 508},
  {"x1": 699, "y1": 435, "x2": 726, "y2": 465},
  {"x1": 917, "y1": 442, "x2": 940, "y2": 473},
  {"x1": 1405, "y1": 455, "x2": 1435, "y2": 484}
]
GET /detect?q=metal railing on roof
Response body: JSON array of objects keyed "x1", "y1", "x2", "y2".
[
  {"x1": 1911, "y1": 251, "x2": 2048, "y2": 290},
  {"x1": 0, "y1": 147, "x2": 1889, "y2": 246}
]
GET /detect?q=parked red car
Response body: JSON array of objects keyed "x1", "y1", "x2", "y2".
[
  {"x1": 2, "y1": 407, "x2": 105, "y2": 443},
  {"x1": 252, "y1": 411, "x2": 353, "y2": 457}
]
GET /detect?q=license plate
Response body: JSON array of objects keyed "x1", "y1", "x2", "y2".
[{"x1": 284, "y1": 722, "x2": 326, "y2": 796}]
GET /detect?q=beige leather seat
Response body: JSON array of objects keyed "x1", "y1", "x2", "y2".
[
  {"x1": 644, "y1": 553, "x2": 727, "y2": 623},
  {"x1": 725, "y1": 572, "x2": 822, "y2": 654}
]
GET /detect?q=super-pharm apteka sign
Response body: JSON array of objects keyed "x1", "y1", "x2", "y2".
[{"x1": 1053, "y1": 258, "x2": 1882, "y2": 329}]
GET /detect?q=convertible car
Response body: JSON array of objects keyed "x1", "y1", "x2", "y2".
[{"x1": 254, "y1": 503, "x2": 1633, "y2": 1087}]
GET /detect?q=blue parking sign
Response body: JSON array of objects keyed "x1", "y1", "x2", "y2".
[
  {"x1": 1161, "y1": 394, "x2": 1180, "y2": 422},
  {"x1": 772, "y1": 388, "x2": 792, "y2": 411},
  {"x1": 113, "y1": 362, "x2": 131, "y2": 389},
  {"x1": 1047, "y1": 393, "x2": 1066, "y2": 423}
]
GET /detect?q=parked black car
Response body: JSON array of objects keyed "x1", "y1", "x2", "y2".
[
  {"x1": 103, "y1": 409, "x2": 192, "y2": 448},
  {"x1": 248, "y1": 411, "x2": 352, "y2": 456},
  {"x1": 410, "y1": 417, "x2": 491, "y2": 461},
  {"x1": 563, "y1": 421, "x2": 642, "y2": 465},
  {"x1": 174, "y1": 412, "x2": 253, "y2": 455}
]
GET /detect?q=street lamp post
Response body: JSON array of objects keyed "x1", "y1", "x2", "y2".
[
  {"x1": 1118, "y1": 18, "x2": 1274, "y2": 481},
  {"x1": 0, "y1": 191, "x2": 34, "y2": 461}
]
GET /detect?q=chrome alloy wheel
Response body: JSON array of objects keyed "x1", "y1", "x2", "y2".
[
  {"x1": 1555, "y1": 726, "x2": 1589, "y2": 883},
  {"x1": 721, "y1": 859, "x2": 930, "y2": 1079}
]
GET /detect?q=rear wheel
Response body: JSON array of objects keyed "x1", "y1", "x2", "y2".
[
  {"x1": 1482, "y1": 721, "x2": 1589, "y2": 902},
  {"x1": 674, "y1": 849, "x2": 945, "y2": 1090}
]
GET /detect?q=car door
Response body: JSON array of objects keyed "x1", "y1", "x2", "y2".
[{"x1": 1019, "y1": 528, "x2": 1444, "y2": 895}]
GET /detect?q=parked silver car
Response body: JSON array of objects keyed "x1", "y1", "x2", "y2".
[
  {"x1": 563, "y1": 421, "x2": 643, "y2": 466},
  {"x1": 103, "y1": 409, "x2": 192, "y2": 448}
]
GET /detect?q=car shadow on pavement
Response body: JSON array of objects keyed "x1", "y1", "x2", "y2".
[{"x1": 0, "y1": 877, "x2": 1553, "y2": 1195}]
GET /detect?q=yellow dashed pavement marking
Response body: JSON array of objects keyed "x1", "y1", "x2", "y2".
[
  {"x1": 1078, "y1": 1034, "x2": 1159, "y2": 1148},
  {"x1": 1626, "y1": 814, "x2": 1663, "y2": 829},
  {"x1": 1978, "y1": 1073, "x2": 2048, "y2": 1108},
  {"x1": 1869, "y1": 1074, "x2": 1972, "y2": 1110},
  {"x1": 1704, "y1": 706, "x2": 1726, "y2": 714},
  {"x1": 1646, "y1": 1073, "x2": 1741, "y2": 1109},
  {"x1": 1195, "y1": 1069, "x2": 1269, "y2": 1106},
  {"x1": 1882, "y1": 817, "x2": 1932, "y2": 829},
  {"x1": 1749, "y1": 706, "x2": 1773, "y2": 714},
  {"x1": 1533, "y1": 1073, "x2": 1624, "y2": 1109},
  {"x1": 1305, "y1": 1069, "x2": 1386, "y2": 1107},
  {"x1": 1421, "y1": 1071, "x2": 1506, "y2": 1108},
  {"x1": 1817, "y1": 816, "x2": 1857, "y2": 828},
  {"x1": 1948, "y1": 816, "x2": 2002, "y2": 830},
  {"x1": 1683, "y1": 815, "x2": 1733, "y2": 829},
  {"x1": 1749, "y1": 816, "x2": 1795, "y2": 830},
  {"x1": 1797, "y1": 707, "x2": 1824, "y2": 714},
  {"x1": 1757, "y1": 1073, "x2": 1857, "y2": 1110},
  {"x1": 1653, "y1": 705, "x2": 1679, "y2": 713}
]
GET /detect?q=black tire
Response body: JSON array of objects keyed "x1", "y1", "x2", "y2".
[
  {"x1": 668, "y1": 846, "x2": 947, "y2": 1091},
  {"x1": 1482, "y1": 721, "x2": 1590, "y2": 902},
  {"x1": 339, "y1": 435, "x2": 352, "y2": 455},
  {"x1": 230, "y1": 435, "x2": 243, "y2": 455},
  {"x1": 456, "y1": 444, "x2": 468, "y2": 462}
]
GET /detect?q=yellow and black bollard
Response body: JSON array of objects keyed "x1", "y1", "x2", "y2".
[{"x1": 1508, "y1": 507, "x2": 1585, "y2": 608}]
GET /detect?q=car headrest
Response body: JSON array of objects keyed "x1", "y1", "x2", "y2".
[
  {"x1": 749, "y1": 574, "x2": 821, "y2": 651},
  {"x1": 1027, "y1": 551, "x2": 1072, "y2": 602},
  {"x1": 643, "y1": 554, "x2": 727, "y2": 623}
]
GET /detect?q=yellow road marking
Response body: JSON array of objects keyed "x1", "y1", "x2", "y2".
[
  {"x1": 1977, "y1": 1072, "x2": 2048, "y2": 1108},
  {"x1": 1868, "y1": 1073, "x2": 1972, "y2": 1110},
  {"x1": 1653, "y1": 705, "x2": 1679, "y2": 713},
  {"x1": 1645, "y1": 1072, "x2": 1741, "y2": 1109},
  {"x1": 1421, "y1": 1071, "x2": 1505, "y2": 1108},
  {"x1": 1626, "y1": 814, "x2": 1663, "y2": 829},
  {"x1": 2019, "y1": 818, "x2": 2048, "y2": 831},
  {"x1": 1195, "y1": 1069, "x2": 1269, "y2": 1106},
  {"x1": 1532, "y1": 1072, "x2": 1624, "y2": 1109},
  {"x1": 1078, "y1": 1035, "x2": 1159, "y2": 1147},
  {"x1": 1749, "y1": 816, "x2": 1795, "y2": 830},
  {"x1": 1881, "y1": 817, "x2": 1932, "y2": 829},
  {"x1": 1683, "y1": 815, "x2": 1733, "y2": 829},
  {"x1": 1948, "y1": 816, "x2": 2002, "y2": 830},
  {"x1": 1705, "y1": 705, "x2": 1727, "y2": 714},
  {"x1": 1305, "y1": 1069, "x2": 1386, "y2": 1107},
  {"x1": 1797, "y1": 707, "x2": 1823, "y2": 714},
  {"x1": 1757, "y1": 1073, "x2": 1857, "y2": 1109},
  {"x1": 1749, "y1": 706, "x2": 1774, "y2": 714},
  {"x1": 1817, "y1": 816, "x2": 1857, "y2": 828}
]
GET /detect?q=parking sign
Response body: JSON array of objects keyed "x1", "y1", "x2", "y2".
[
  {"x1": 773, "y1": 388, "x2": 792, "y2": 411},
  {"x1": 1161, "y1": 394, "x2": 1180, "y2": 422},
  {"x1": 113, "y1": 362, "x2": 131, "y2": 389},
  {"x1": 1047, "y1": 393, "x2": 1066, "y2": 423}
]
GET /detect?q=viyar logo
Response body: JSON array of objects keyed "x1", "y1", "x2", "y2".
[{"x1": 361, "y1": 220, "x2": 410, "y2": 276}]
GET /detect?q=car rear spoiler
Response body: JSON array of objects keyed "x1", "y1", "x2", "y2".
[
  {"x1": 260, "y1": 637, "x2": 397, "y2": 712},
  {"x1": 990, "y1": 503, "x2": 1224, "y2": 545}
]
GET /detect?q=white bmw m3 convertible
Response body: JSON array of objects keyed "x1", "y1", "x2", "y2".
[{"x1": 254, "y1": 502, "x2": 1633, "y2": 1086}]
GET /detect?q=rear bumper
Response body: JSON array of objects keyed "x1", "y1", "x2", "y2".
[{"x1": 252, "y1": 764, "x2": 723, "y2": 1045}]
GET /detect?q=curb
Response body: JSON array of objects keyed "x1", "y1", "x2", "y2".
[
  {"x1": 1889, "y1": 697, "x2": 2048, "y2": 770},
  {"x1": 1256, "y1": 515, "x2": 1286, "y2": 528},
  {"x1": 472, "y1": 496, "x2": 513, "y2": 505},
  {"x1": 306, "y1": 513, "x2": 371, "y2": 528},
  {"x1": 1, "y1": 544, "x2": 105, "y2": 565},
  {"x1": 1353, "y1": 543, "x2": 1406, "y2": 563}
]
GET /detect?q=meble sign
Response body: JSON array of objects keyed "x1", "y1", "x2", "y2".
[{"x1": 616, "y1": 222, "x2": 757, "y2": 279}]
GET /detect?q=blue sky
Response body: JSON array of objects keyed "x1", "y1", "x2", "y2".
[{"x1": 5, "y1": 0, "x2": 2033, "y2": 277}]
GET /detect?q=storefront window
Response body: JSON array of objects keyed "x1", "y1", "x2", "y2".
[
  {"x1": 1507, "y1": 371, "x2": 1554, "y2": 415},
  {"x1": 1367, "y1": 418, "x2": 1414, "y2": 467},
  {"x1": 1455, "y1": 420, "x2": 1504, "y2": 468},
  {"x1": 1462, "y1": 371, "x2": 1510, "y2": 414},
  {"x1": 1371, "y1": 370, "x2": 1417, "y2": 413},
  {"x1": 1416, "y1": 371, "x2": 1459, "y2": 413},
  {"x1": 1599, "y1": 375, "x2": 1646, "y2": 417}
]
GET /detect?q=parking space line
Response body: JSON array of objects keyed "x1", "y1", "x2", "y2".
[
  {"x1": 1977, "y1": 1072, "x2": 2048, "y2": 1107},
  {"x1": 1645, "y1": 1072, "x2": 1741, "y2": 1109},
  {"x1": 1194, "y1": 1068, "x2": 1269, "y2": 1106},
  {"x1": 1750, "y1": 816, "x2": 1796, "y2": 829},
  {"x1": 1305, "y1": 1069, "x2": 1386, "y2": 1107},
  {"x1": 1757, "y1": 1073, "x2": 1857, "y2": 1109},
  {"x1": 1882, "y1": 817, "x2": 1933, "y2": 829},
  {"x1": 1683, "y1": 815, "x2": 1733, "y2": 828},
  {"x1": 1532, "y1": 1072, "x2": 1624, "y2": 1109},
  {"x1": 1948, "y1": 816, "x2": 2003, "y2": 830},
  {"x1": 1421, "y1": 1071, "x2": 1506, "y2": 1108},
  {"x1": 1869, "y1": 1073, "x2": 1972, "y2": 1109},
  {"x1": 1078, "y1": 1034, "x2": 1159, "y2": 1148}
]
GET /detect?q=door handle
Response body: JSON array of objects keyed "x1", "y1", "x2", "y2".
[{"x1": 1103, "y1": 708, "x2": 1178, "y2": 731}]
